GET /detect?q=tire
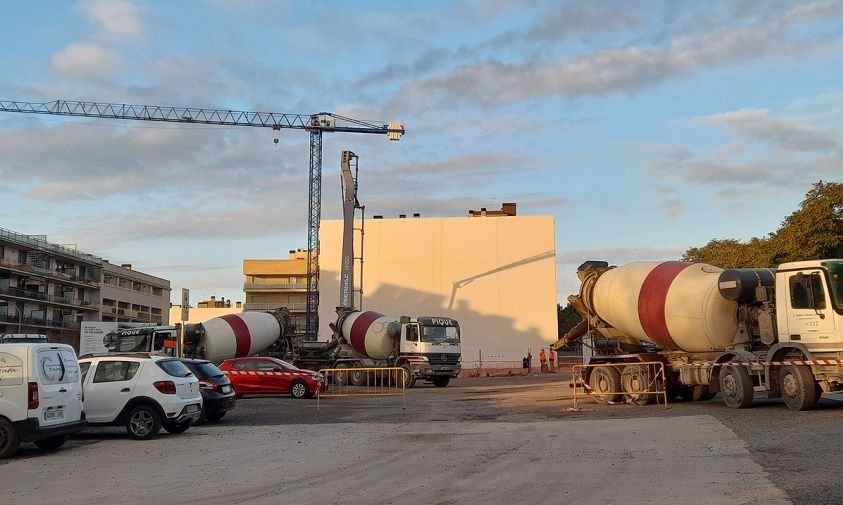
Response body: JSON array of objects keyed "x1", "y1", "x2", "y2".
[
  {"x1": 34, "y1": 435, "x2": 69, "y2": 451},
  {"x1": 125, "y1": 405, "x2": 162, "y2": 439},
  {"x1": 349, "y1": 368, "x2": 367, "y2": 387},
  {"x1": 719, "y1": 365, "x2": 754, "y2": 409},
  {"x1": 691, "y1": 385, "x2": 715, "y2": 402},
  {"x1": 432, "y1": 376, "x2": 450, "y2": 388},
  {"x1": 621, "y1": 365, "x2": 655, "y2": 406},
  {"x1": 163, "y1": 421, "x2": 192, "y2": 434},
  {"x1": 205, "y1": 411, "x2": 226, "y2": 423},
  {"x1": 780, "y1": 365, "x2": 819, "y2": 411},
  {"x1": 333, "y1": 363, "x2": 349, "y2": 386},
  {"x1": 400, "y1": 364, "x2": 416, "y2": 389},
  {"x1": 0, "y1": 418, "x2": 21, "y2": 459},
  {"x1": 587, "y1": 366, "x2": 622, "y2": 404},
  {"x1": 290, "y1": 380, "x2": 309, "y2": 399}
]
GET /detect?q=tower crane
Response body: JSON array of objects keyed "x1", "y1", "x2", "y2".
[{"x1": 0, "y1": 99, "x2": 404, "y2": 339}]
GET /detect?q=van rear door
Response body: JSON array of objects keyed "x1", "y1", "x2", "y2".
[{"x1": 31, "y1": 346, "x2": 82, "y2": 427}]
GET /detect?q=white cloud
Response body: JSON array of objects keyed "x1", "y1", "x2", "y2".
[
  {"x1": 701, "y1": 108, "x2": 839, "y2": 152},
  {"x1": 81, "y1": 0, "x2": 142, "y2": 36},
  {"x1": 51, "y1": 42, "x2": 120, "y2": 82}
]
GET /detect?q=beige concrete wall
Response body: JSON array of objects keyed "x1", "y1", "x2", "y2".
[
  {"x1": 169, "y1": 306, "x2": 243, "y2": 324},
  {"x1": 319, "y1": 215, "x2": 557, "y2": 362}
]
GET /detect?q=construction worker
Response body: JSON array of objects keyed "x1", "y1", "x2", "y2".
[
  {"x1": 539, "y1": 348, "x2": 547, "y2": 373},
  {"x1": 526, "y1": 351, "x2": 532, "y2": 374},
  {"x1": 549, "y1": 348, "x2": 557, "y2": 372}
]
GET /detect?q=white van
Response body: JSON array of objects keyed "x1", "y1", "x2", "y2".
[{"x1": 0, "y1": 340, "x2": 87, "y2": 458}]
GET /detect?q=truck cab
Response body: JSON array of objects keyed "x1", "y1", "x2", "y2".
[
  {"x1": 776, "y1": 260, "x2": 843, "y2": 350},
  {"x1": 102, "y1": 326, "x2": 180, "y2": 356},
  {"x1": 400, "y1": 316, "x2": 461, "y2": 386}
]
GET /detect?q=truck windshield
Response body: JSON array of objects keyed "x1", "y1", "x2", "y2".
[
  {"x1": 825, "y1": 261, "x2": 843, "y2": 310},
  {"x1": 421, "y1": 325, "x2": 460, "y2": 343}
]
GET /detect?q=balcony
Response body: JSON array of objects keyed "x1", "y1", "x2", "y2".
[
  {"x1": 0, "y1": 258, "x2": 100, "y2": 288},
  {"x1": 0, "y1": 285, "x2": 101, "y2": 311},
  {"x1": 0, "y1": 311, "x2": 80, "y2": 330},
  {"x1": 243, "y1": 283, "x2": 308, "y2": 291},
  {"x1": 0, "y1": 227, "x2": 101, "y2": 265},
  {"x1": 243, "y1": 302, "x2": 307, "y2": 311}
]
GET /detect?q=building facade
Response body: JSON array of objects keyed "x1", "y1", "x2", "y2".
[
  {"x1": 243, "y1": 249, "x2": 308, "y2": 336},
  {"x1": 170, "y1": 296, "x2": 243, "y2": 324},
  {"x1": 318, "y1": 206, "x2": 558, "y2": 362},
  {"x1": 100, "y1": 262, "x2": 171, "y2": 326},
  {"x1": 0, "y1": 227, "x2": 102, "y2": 347}
]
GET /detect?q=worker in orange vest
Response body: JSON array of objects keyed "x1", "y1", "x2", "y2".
[
  {"x1": 539, "y1": 348, "x2": 547, "y2": 373},
  {"x1": 549, "y1": 348, "x2": 557, "y2": 372}
]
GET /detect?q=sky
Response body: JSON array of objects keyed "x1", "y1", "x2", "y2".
[{"x1": 1, "y1": 0, "x2": 842, "y2": 307}]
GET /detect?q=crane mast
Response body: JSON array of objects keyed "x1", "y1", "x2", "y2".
[{"x1": 0, "y1": 99, "x2": 404, "y2": 339}]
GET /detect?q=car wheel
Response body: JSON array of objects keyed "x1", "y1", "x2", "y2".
[
  {"x1": 205, "y1": 411, "x2": 226, "y2": 422},
  {"x1": 163, "y1": 421, "x2": 192, "y2": 434},
  {"x1": 431, "y1": 376, "x2": 450, "y2": 387},
  {"x1": 125, "y1": 405, "x2": 162, "y2": 439},
  {"x1": 290, "y1": 380, "x2": 308, "y2": 399},
  {"x1": 780, "y1": 365, "x2": 818, "y2": 411},
  {"x1": 0, "y1": 417, "x2": 21, "y2": 459},
  {"x1": 34, "y1": 435, "x2": 69, "y2": 451}
]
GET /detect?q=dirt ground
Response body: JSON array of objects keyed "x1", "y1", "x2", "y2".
[{"x1": 2, "y1": 372, "x2": 840, "y2": 504}]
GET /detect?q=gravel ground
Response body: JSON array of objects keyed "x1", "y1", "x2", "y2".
[{"x1": 2, "y1": 373, "x2": 839, "y2": 504}]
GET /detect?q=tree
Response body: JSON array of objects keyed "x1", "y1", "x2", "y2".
[
  {"x1": 684, "y1": 181, "x2": 843, "y2": 268},
  {"x1": 557, "y1": 302, "x2": 582, "y2": 338}
]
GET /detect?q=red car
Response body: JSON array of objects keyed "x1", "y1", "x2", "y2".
[{"x1": 218, "y1": 357, "x2": 325, "y2": 399}]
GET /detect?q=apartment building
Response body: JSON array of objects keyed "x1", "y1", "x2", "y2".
[
  {"x1": 169, "y1": 296, "x2": 243, "y2": 324},
  {"x1": 243, "y1": 249, "x2": 308, "y2": 336},
  {"x1": 101, "y1": 262, "x2": 171, "y2": 326},
  {"x1": 0, "y1": 227, "x2": 102, "y2": 347}
]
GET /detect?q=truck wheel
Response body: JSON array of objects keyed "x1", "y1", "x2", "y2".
[
  {"x1": 432, "y1": 377, "x2": 450, "y2": 387},
  {"x1": 290, "y1": 380, "x2": 309, "y2": 399},
  {"x1": 719, "y1": 366, "x2": 753, "y2": 409},
  {"x1": 587, "y1": 367, "x2": 622, "y2": 404},
  {"x1": 621, "y1": 365, "x2": 655, "y2": 406},
  {"x1": 400, "y1": 364, "x2": 416, "y2": 389},
  {"x1": 350, "y1": 368, "x2": 367, "y2": 387},
  {"x1": 691, "y1": 385, "x2": 715, "y2": 402},
  {"x1": 780, "y1": 365, "x2": 818, "y2": 411},
  {"x1": 34, "y1": 435, "x2": 69, "y2": 451},
  {"x1": 125, "y1": 404, "x2": 162, "y2": 439},
  {"x1": 333, "y1": 364, "x2": 349, "y2": 386},
  {"x1": 0, "y1": 418, "x2": 21, "y2": 459}
]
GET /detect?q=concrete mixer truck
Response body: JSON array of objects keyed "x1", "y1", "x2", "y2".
[
  {"x1": 101, "y1": 310, "x2": 292, "y2": 363},
  {"x1": 553, "y1": 259, "x2": 843, "y2": 411},
  {"x1": 288, "y1": 151, "x2": 462, "y2": 387}
]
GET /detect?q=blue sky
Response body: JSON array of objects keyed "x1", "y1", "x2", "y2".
[{"x1": 1, "y1": 0, "x2": 842, "y2": 306}]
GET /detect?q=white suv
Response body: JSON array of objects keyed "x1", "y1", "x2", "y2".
[{"x1": 78, "y1": 354, "x2": 202, "y2": 439}]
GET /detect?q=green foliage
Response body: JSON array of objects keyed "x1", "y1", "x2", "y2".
[
  {"x1": 557, "y1": 302, "x2": 582, "y2": 338},
  {"x1": 684, "y1": 181, "x2": 843, "y2": 268}
]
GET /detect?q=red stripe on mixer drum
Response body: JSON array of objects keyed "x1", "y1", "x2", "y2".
[
  {"x1": 349, "y1": 311, "x2": 383, "y2": 354},
  {"x1": 638, "y1": 261, "x2": 691, "y2": 350},
  {"x1": 220, "y1": 314, "x2": 252, "y2": 357}
]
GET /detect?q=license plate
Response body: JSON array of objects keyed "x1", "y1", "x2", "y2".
[
  {"x1": 221, "y1": 385, "x2": 231, "y2": 393},
  {"x1": 44, "y1": 409, "x2": 64, "y2": 421},
  {"x1": 186, "y1": 404, "x2": 199, "y2": 413}
]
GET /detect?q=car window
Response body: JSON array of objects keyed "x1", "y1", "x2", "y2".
[
  {"x1": 232, "y1": 360, "x2": 257, "y2": 370},
  {"x1": 59, "y1": 350, "x2": 80, "y2": 384},
  {"x1": 156, "y1": 359, "x2": 193, "y2": 378},
  {"x1": 36, "y1": 349, "x2": 67, "y2": 385},
  {"x1": 257, "y1": 360, "x2": 280, "y2": 371},
  {"x1": 93, "y1": 361, "x2": 140, "y2": 383},
  {"x1": 79, "y1": 362, "x2": 91, "y2": 383},
  {"x1": 192, "y1": 362, "x2": 224, "y2": 378}
]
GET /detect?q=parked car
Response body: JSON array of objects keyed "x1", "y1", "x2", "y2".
[
  {"x1": 78, "y1": 354, "x2": 202, "y2": 439},
  {"x1": 0, "y1": 340, "x2": 87, "y2": 458},
  {"x1": 218, "y1": 357, "x2": 325, "y2": 399},
  {"x1": 180, "y1": 359, "x2": 235, "y2": 422}
]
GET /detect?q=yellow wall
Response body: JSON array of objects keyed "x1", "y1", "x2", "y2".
[
  {"x1": 318, "y1": 215, "x2": 557, "y2": 362},
  {"x1": 169, "y1": 306, "x2": 243, "y2": 324}
]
